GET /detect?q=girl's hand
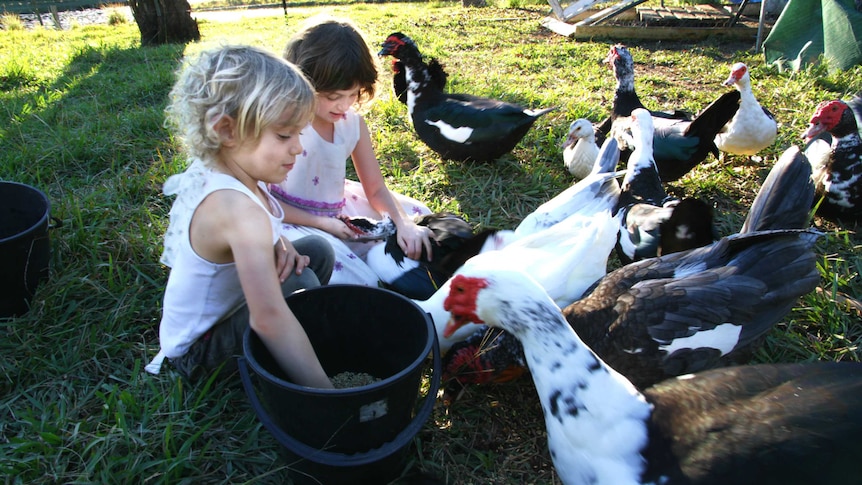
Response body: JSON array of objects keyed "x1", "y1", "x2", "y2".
[
  {"x1": 321, "y1": 216, "x2": 359, "y2": 241},
  {"x1": 397, "y1": 220, "x2": 435, "y2": 261},
  {"x1": 275, "y1": 235, "x2": 310, "y2": 281}
]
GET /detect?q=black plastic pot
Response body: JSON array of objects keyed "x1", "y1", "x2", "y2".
[
  {"x1": 239, "y1": 284, "x2": 441, "y2": 485},
  {"x1": 0, "y1": 181, "x2": 52, "y2": 318}
]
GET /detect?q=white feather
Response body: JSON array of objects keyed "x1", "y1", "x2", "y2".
[
  {"x1": 425, "y1": 119, "x2": 474, "y2": 143},
  {"x1": 659, "y1": 323, "x2": 742, "y2": 356},
  {"x1": 419, "y1": 208, "x2": 618, "y2": 354}
]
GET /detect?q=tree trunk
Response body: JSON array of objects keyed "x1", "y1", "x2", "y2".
[
  {"x1": 129, "y1": 0, "x2": 200, "y2": 46},
  {"x1": 462, "y1": 0, "x2": 488, "y2": 6}
]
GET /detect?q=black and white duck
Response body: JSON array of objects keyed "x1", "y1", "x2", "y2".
[
  {"x1": 614, "y1": 108, "x2": 717, "y2": 264},
  {"x1": 561, "y1": 228, "x2": 821, "y2": 388},
  {"x1": 443, "y1": 266, "x2": 862, "y2": 485},
  {"x1": 364, "y1": 212, "x2": 501, "y2": 300},
  {"x1": 801, "y1": 98, "x2": 862, "y2": 221},
  {"x1": 599, "y1": 44, "x2": 740, "y2": 182},
  {"x1": 378, "y1": 32, "x2": 556, "y2": 162},
  {"x1": 593, "y1": 44, "x2": 694, "y2": 146}
]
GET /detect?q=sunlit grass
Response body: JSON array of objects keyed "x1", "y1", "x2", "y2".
[{"x1": 1, "y1": 2, "x2": 860, "y2": 483}]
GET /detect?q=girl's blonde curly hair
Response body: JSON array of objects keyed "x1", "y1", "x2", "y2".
[{"x1": 165, "y1": 45, "x2": 316, "y2": 167}]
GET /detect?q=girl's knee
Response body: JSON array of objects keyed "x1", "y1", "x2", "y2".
[
  {"x1": 281, "y1": 268, "x2": 322, "y2": 297},
  {"x1": 294, "y1": 235, "x2": 335, "y2": 283}
]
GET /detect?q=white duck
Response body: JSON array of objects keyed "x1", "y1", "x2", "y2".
[
  {"x1": 442, "y1": 266, "x2": 862, "y2": 485},
  {"x1": 714, "y1": 62, "x2": 778, "y2": 156},
  {"x1": 421, "y1": 207, "x2": 618, "y2": 353},
  {"x1": 418, "y1": 139, "x2": 623, "y2": 353},
  {"x1": 562, "y1": 118, "x2": 600, "y2": 180}
]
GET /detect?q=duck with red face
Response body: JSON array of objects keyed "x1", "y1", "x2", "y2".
[{"x1": 802, "y1": 98, "x2": 862, "y2": 221}]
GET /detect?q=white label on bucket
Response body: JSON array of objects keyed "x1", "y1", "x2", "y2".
[{"x1": 359, "y1": 399, "x2": 388, "y2": 422}]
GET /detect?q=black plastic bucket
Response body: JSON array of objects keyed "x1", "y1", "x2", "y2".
[
  {"x1": 238, "y1": 285, "x2": 441, "y2": 485},
  {"x1": 0, "y1": 181, "x2": 52, "y2": 318}
]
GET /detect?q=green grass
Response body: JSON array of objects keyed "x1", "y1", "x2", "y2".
[{"x1": 1, "y1": 2, "x2": 861, "y2": 484}]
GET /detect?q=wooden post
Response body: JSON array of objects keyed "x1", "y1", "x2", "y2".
[
  {"x1": 755, "y1": 0, "x2": 767, "y2": 52},
  {"x1": 29, "y1": 0, "x2": 44, "y2": 26},
  {"x1": 50, "y1": 5, "x2": 61, "y2": 29}
]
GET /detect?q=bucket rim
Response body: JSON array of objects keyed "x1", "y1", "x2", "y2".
[
  {"x1": 242, "y1": 284, "x2": 434, "y2": 396},
  {"x1": 0, "y1": 181, "x2": 51, "y2": 245}
]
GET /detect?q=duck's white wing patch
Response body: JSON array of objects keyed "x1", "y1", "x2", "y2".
[
  {"x1": 659, "y1": 322, "x2": 742, "y2": 356},
  {"x1": 425, "y1": 119, "x2": 474, "y2": 143}
]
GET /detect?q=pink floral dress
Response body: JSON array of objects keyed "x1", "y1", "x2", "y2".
[{"x1": 270, "y1": 109, "x2": 430, "y2": 286}]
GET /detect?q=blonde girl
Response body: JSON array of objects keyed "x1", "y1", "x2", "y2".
[{"x1": 147, "y1": 45, "x2": 335, "y2": 388}]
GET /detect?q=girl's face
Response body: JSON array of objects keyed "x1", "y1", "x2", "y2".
[
  {"x1": 315, "y1": 85, "x2": 360, "y2": 123},
  {"x1": 225, "y1": 115, "x2": 305, "y2": 184}
]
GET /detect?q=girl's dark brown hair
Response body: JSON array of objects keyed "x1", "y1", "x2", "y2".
[{"x1": 284, "y1": 17, "x2": 377, "y2": 105}]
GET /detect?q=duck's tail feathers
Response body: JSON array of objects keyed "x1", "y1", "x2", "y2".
[
  {"x1": 687, "y1": 90, "x2": 742, "y2": 143},
  {"x1": 592, "y1": 136, "x2": 620, "y2": 174},
  {"x1": 525, "y1": 106, "x2": 559, "y2": 118},
  {"x1": 741, "y1": 145, "x2": 815, "y2": 234},
  {"x1": 724, "y1": 228, "x2": 824, "y2": 251}
]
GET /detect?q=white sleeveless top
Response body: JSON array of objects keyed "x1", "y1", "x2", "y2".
[
  {"x1": 269, "y1": 108, "x2": 362, "y2": 216},
  {"x1": 145, "y1": 160, "x2": 284, "y2": 374}
]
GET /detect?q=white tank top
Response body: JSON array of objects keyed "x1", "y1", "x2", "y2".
[
  {"x1": 146, "y1": 161, "x2": 284, "y2": 374},
  {"x1": 269, "y1": 108, "x2": 361, "y2": 216}
]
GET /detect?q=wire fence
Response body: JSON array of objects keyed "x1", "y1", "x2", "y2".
[{"x1": 1, "y1": 0, "x2": 129, "y2": 14}]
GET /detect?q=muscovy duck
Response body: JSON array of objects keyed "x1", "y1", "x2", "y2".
[
  {"x1": 562, "y1": 118, "x2": 600, "y2": 180},
  {"x1": 599, "y1": 44, "x2": 740, "y2": 182},
  {"x1": 414, "y1": 138, "x2": 622, "y2": 353},
  {"x1": 364, "y1": 212, "x2": 501, "y2": 299},
  {"x1": 713, "y1": 62, "x2": 778, "y2": 156},
  {"x1": 390, "y1": 57, "x2": 447, "y2": 105},
  {"x1": 562, "y1": 228, "x2": 821, "y2": 389},
  {"x1": 426, "y1": 205, "x2": 619, "y2": 352},
  {"x1": 442, "y1": 267, "x2": 862, "y2": 485},
  {"x1": 416, "y1": 142, "x2": 622, "y2": 353},
  {"x1": 801, "y1": 98, "x2": 862, "y2": 221},
  {"x1": 378, "y1": 32, "x2": 557, "y2": 162},
  {"x1": 614, "y1": 109, "x2": 717, "y2": 264},
  {"x1": 594, "y1": 43, "x2": 694, "y2": 148},
  {"x1": 366, "y1": 142, "x2": 619, "y2": 301},
  {"x1": 804, "y1": 92, "x2": 862, "y2": 147}
]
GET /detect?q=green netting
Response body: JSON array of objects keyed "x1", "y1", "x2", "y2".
[{"x1": 762, "y1": 0, "x2": 862, "y2": 72}]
